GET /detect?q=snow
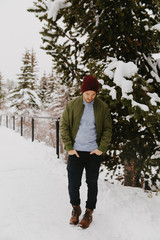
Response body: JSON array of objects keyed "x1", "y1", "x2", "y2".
[
  {"x1": 147, "y1": 92, "x2": 160, "y2": 106},
  {"x1": 151, "y1": 70, "x2": 160, "y2": 83},
  {"x1": 103, "y1": 60, "x2": 151, "y2": 111},
  {"x1": 157, "y1": 59, "x2": 160, "y2": 69},
  {"x1": 144, "y1": 55, "x2": 160, "y2": 84},
  {"x1": 132, "y1": 99, "x2": 149, "y2": 111},
  {"x1": 102, "y1": 85, "x2": 117, "y2": 100},
  {"x1": 152, "y1": 23, "x2": 160, "y2": 31},
  {"x1": 0, "y1": 126, "x2": 160, "y2": 240},
  {"x1": 47, "y1": 0, "x2": 71, "y2": 22},
  {"x1": 104, "y1": 61, "x2": 137, "y2": 99},
  {"x1": 151, "y1": 150, "x2": 160, "y2": 159}
]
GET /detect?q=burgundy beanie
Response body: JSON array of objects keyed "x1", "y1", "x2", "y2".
[{"x1": 81, "y1": 75, "x2": 99, "y2": 93}]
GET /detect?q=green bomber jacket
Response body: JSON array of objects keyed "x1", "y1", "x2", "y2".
[{"x1": 60, "y1": 96, "x2": 112, "y2": 153}]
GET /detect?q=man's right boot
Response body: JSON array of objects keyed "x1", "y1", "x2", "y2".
[
  {"x1": 70, "y1": 205, "x2": 82, "y2": 225},
  {"x1": 78, "y1": 208, "x2": 93, "y2": 229}
]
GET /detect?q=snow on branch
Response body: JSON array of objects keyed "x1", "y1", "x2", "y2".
[
  {"x1": 103, "y1": 60, "x2": 149, "y2": 111},
  {"x1": 152, "y1": 23, "x2": 160, "y2": 32},
  {"x1": 47, "y1": 0, "x2": 71, "y2": 21},
  {"x1": 103, "y1": 60, "x2": 137, "y2": 99},
  {"x1": 102, "y1": 84, "x2": 117, "y2": 100},
  {"x1": 144, "y1": 54, "x2": 160, "y2": 83},
  {"x1": 147, "y1": 92, "x2": 160, "y2": 106}
]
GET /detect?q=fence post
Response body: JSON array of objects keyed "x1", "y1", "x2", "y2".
[
  {"x1": 13, "y1": 116, "x2": 15, "y2": 130},
  {"x1": 21, "y1": 117, "x2": 23, "y2": 136},
  {"x1": 32, "y1": 118, "x2": 34, "y2": 142},
  {"x1": 56, "y1": 118, "x2": 60, "y2": 158},
  {"x1": 6, "y1": 116, "x2": 8, "y2": 128}
]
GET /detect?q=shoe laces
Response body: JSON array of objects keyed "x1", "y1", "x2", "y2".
[
  {"x1": 83, "y1": 210, "x2": 92, "y2": 221},
  {"x1": 72, "y1": 207, "x2": 79, "y2": 217}
]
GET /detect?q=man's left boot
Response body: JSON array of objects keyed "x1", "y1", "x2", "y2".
[{"x1": 78, "y1": 208, "x2": 93, "y2": 229}]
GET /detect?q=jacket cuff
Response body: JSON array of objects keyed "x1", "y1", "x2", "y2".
[
  {"x1": 65, "y1": 144, "x2": 74, "y2": 152},
  {"x1": 98, "y1": 145, "x2": 107, "y2": 154}
]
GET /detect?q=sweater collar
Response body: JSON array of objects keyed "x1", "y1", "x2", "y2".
[
  {"x1": 83, "y1": 98, "x2": 94, "y2": 106},
  {"x1": 80, "y1": 95, "x2": 97, "y2": 106}
]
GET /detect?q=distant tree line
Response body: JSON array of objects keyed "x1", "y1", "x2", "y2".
[{"x1": 0, "y1": 48, "x2": 68, "y2": 116}]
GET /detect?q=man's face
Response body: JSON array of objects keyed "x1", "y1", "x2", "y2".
[{"x1": 83, "y1": 90, "x2": 96, "y2": 103}]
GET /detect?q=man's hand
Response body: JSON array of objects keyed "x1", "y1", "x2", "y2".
[
  {"x1": 90, "y1": 149, "x2": 103, "y2": 156},
  {"x1": 68, "y1": 149, "x2": 80, "y2": 158}
]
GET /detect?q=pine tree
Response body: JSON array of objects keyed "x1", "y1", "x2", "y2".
[
  {"x1": 47, "y1": 77, "x2": 70, "y2": 117},
  {"x1": 0, "y1": 72, "x2": 5, "y2": 109},
  {"x1": 39, "y1": 71, "x2": 49, "y2": 106},
  {"x1": 8, "y1": 49, "x2": 41, "y2": 113},
  {"x1": 30, "y1": 48, "x2": 39, "y2": 90},
  {"x1": 29, "y1": 0, "x2": 160, "y2": 188},
  {"x1": 28, "y1": 0, "x2": 86, "y2": 87},
  {"x1": 28, "y1": 0, "x2": 160, "y2": 84},
  {"x1": 45, "y1": 69, "x2": 55, "y2": 103},
  {"x1": 5, "y1": 79, "x2": 15, "y2": 92}
]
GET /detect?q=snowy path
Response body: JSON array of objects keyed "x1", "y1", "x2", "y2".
[{"x1": 0, "y1": 126, "x2": 160, "y2": 240}]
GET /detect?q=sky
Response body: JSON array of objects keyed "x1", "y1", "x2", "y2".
[{"x1": 0, "y1": 0, "x2": 53, "y2": 81}]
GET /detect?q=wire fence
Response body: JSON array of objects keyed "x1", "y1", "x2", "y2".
[{"x1": 0, "y1": 115, "x2": 60, "y2": 158}]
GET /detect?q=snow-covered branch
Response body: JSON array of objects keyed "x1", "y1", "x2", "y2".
[{"x1": 47, "y1": 0, "x2": 71, "y2": 21}]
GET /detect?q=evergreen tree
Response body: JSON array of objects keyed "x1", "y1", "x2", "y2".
[
  {"x1": 28, "y1": 0, "x2": 85, "y2": 87},
  {"x1": 29, "y1": 0, "x2": 160, "y2": 188},
  {"x1": 47, "y1": 70, "x2": 55, "y2": 98},
  {"x1": 5, "y1": 79, "x2": 15, "y2": 92},
  {"x1": 30, "y1": 48, "x2": 39, "y2": 90},
  {"x1": 47, "y1": 77, "x2": 70, "y2": 117},
  {"x1": 8, "y1": 49, "x2": 41, "y2": 113},
  {"x1": 28, "y1": 0, "x2": 160, "y2": 85},
  {"x1": 0, "y1": 72, "x2": 5, "y2": 109},
  {"x1": 99, "y1": 59, "x2": 160, "y2": 188},
  {"x1": 39, "y1": 71, "x2": 49, "y2": 105}
]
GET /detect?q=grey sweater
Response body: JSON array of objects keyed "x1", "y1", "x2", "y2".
[{"x1": 73, "y1": 99, "x2": 98, "y2": 152}]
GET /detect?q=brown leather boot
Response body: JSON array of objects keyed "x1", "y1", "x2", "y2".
[
  {"x1": 70, "y1": 205, "x2": 82, "y2": 225},
  {"x1": 78, "y1": 208, "x2": 93, "y2": 229}
]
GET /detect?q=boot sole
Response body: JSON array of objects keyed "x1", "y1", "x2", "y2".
[
  {"x1": 70, "y1": 221, "x2": 79, "y2": 225},
  {"x1": 78, "y1": 223, "x2": 91, "y2": 229}
]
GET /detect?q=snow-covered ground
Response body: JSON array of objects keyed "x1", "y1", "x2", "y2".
[{"x1": 0, "y1": 126, "x2": 160, "y2": 240}]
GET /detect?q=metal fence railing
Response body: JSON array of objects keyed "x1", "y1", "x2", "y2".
[{"x1": 0, "y1": 115, "x2": 60, "y2": 158}]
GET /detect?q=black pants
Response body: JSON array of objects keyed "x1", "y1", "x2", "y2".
[{"x1": 67, "y1": 151, "x2": 101, "y2": 210}]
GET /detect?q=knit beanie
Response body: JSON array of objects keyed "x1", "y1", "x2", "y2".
[{"x1": 81, "y1": 75, "x2": 99, "y2": 93}]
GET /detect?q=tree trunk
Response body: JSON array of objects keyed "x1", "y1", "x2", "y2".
[{"x1": 124, "y1": 158, "x2": 140, "y2": 187}]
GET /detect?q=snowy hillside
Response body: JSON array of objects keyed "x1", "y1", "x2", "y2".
[{"x1": 0, "y1": 126, "x2": 160, "y2": 240}]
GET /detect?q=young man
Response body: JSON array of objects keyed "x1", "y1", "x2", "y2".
[{"x1": 60, "y1": 75, "x2": 112, "y2": 229}]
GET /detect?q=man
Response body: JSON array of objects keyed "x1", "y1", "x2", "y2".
[{"x1": 60, "y1": 75, "x2": 112, "y2": 229}]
